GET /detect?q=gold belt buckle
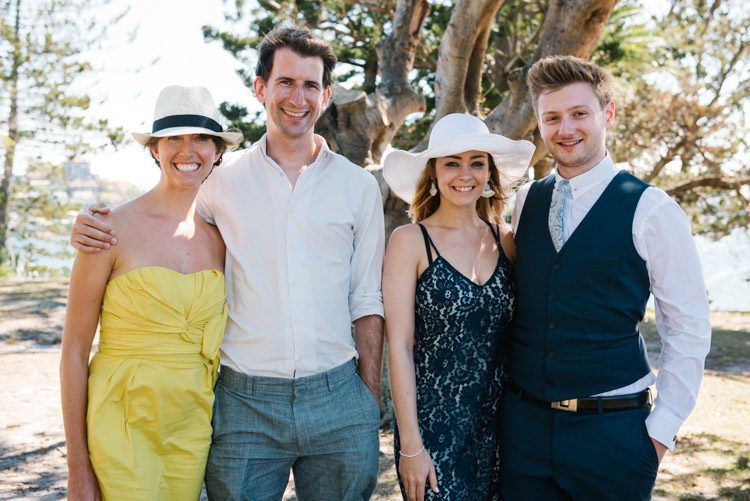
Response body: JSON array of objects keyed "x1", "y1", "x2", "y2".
[{"x1": 551, "y1": 399, "x2": 578, "y2": 412}]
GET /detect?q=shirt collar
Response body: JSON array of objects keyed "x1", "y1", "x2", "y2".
[
  {"x1": 258, "y1": 133, "x2": 332, "y2": 172},
  {"x1": 554, "y1": 153, "x2": 617, "y2": 200}
]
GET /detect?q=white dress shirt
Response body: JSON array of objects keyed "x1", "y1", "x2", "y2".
[
  {"x1": 197, "y1": 134, "x2": 385, "y2": 379},
  {"x1": 511, "y1": 154, "x2": 711, "y2": 450}
]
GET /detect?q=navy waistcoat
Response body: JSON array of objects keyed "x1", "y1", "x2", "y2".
[{"x1": 510, "y1": 170, "x2": 652, "y2": 402}]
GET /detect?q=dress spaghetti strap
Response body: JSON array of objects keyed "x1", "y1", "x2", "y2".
[
  {"x1": 486, "y1": 221, "x2": 502, "y2": 247},
  {"x1": 417, "y1": 223, "x2": 441, "y2": 266}
]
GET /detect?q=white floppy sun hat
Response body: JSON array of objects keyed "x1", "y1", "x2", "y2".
[
  {"x1": 132, "y1": 85, "x2": 244, "y2": 147},
  {"x1": 383, "y1": 113, "x2": 535, "y2": 204}
]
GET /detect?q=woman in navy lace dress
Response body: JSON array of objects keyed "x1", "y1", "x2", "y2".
[{"x1": 382, "y1": 114, "x2": 534, "y2": 500}]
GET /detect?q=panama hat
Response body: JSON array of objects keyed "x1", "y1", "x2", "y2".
[
  {"x1": 383, "y1": 113, "x2": 535, "y2": 204},
  {"x1": 132, "y1": 85, "x2": 243, "y2": 147}
]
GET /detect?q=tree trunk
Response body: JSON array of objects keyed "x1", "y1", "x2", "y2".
[
  {"x1": 316, "y1": 0, "x2": 428, "y2": 167},
  {"x1": 433, "y1": 0, "x2": 504, "y2": 120},
  {"x1": 464, "y1": 22, "x2": 492, "y2": 117},
  {"x1": 0, "y1": 0, "x2": 21, "y2": 254},
  {"x1": 485, "y1": 0, "x2": 620, "y2": 142}
]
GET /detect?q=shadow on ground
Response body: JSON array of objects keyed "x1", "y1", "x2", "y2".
[{"x1": 0, "y1": 437, "x2": 67, "y2": 500}]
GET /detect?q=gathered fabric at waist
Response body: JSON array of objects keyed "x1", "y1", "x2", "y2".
[
  {"x1": 98, "y1": 327, "x2": 220, "y2": 361},
  {"x1": 96, "y1": 327, "x2": 222, "y2": 383},
  {"x1": 93, "y1": 347, "x2": 210, "y2": 365}
]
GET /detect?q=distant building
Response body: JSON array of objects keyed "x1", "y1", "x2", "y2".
[
  {"x1": 68, "y1": 179, "x2": 99, "y2": 207},
  {"x1": 64, "y1": 157, "x2": 92, "y2": 183}
]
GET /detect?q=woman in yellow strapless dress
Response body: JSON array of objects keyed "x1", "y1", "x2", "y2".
[{"x1": 60, "y1": 86, "x2": 243, "y2": 500}]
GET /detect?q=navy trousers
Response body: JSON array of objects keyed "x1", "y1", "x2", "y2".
[{"x1": 499, "y1": 389, "x2": 659, "y2": 500}]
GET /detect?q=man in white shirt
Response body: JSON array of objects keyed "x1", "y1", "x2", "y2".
[
  {"x1": 71, "y1": 25, "x2": 385, "y2": 500},
  {"x1": 500, "y1": 55, "x2": 711, "y2": 500}
]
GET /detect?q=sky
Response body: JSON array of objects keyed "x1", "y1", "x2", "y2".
[{"x1": 81, "y1": 0, "x2": 263, "y2": 189}]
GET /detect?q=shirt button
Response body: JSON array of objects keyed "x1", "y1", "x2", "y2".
[
  {"x1": 548, "y1": 322, "x2": 556, "y2": 329},
  {"x1": 546, "y1": 381, "x2": 555, "y2": 388},
  {"x1": 289, "y1": 243, "x2": 295, "y2": 250},
  {"x1": 549, "y1": 293, "x2": 558, "y2": 300},
  {"x1": 553, "y1": 264, "x2": 562, "y2": 271},
  {"x1": 548, "y1": 352, "x2": 556, "y2": 358},
  {"x1": 291, "y1": 281, "x2": 297, "y2": 287}
]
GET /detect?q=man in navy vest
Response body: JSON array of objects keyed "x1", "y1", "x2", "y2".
[{"x1": 500, "y1": 55, "x2": 711, "y2": 499}]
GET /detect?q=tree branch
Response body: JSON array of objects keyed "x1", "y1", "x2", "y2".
[
  {"x1": 643, "y1": 137, "x2": 685, "y2": 183},
  {"x1": 464, "y1": 21, "x2": 492, "y2": 116},
  {"x1": 433, "y1": 0, "x2": 504, "y2": 120},
  {"x1": 666, "y1": 175, "x2": 750, "y2": 196},
  {"x1": 316, "y1": 0, "x2": 428, "y2": 167}
]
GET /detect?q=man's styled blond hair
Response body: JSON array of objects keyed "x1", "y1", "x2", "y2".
[{"x1": 526, "y1": 55, "x2": 613, "y2": 116}]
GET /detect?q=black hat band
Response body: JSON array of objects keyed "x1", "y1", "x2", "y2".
[{"x1": 152, "y1": 114, "x2": 223, "y2": 134}]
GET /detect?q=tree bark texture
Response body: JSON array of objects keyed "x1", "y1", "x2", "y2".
[
  {"x1": 317, "y1": 0, "x2": 429, "y2": 169},
  {"x1": 0, "y1": 0, "x2": 21, "y2": 252},
  {"x1": 433, "y1": 0, "x2": 504, "y2": 120}
]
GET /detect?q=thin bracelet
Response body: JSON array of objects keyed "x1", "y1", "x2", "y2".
[{"x1": 399, "y1": 445, "x2": 425, "y2": 458}]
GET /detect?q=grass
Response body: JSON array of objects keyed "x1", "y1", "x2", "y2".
[{"x1": 372, "y1": 311, "x2": 750, "y2": 500}]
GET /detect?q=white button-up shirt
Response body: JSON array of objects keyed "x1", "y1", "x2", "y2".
[
  {"x1": 512, "y1": 154, "x2": 711, "y2": 450},
  {"x1": 198, "y1": 134, "x2": 385, "y2": 378}
]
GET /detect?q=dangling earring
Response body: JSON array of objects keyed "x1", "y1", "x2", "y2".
[
  {"x1": 429, "y1": 181, "x2": 438, "y2": 197},
  {"x1": 481, "y1": 182, "x2": 495, "y2": 198}
]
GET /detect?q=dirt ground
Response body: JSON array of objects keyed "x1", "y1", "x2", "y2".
[
  {"x1": 1, "y1": 278, "x2": 748, "y2": 500},
  {"x1": 0, "y1": 278, "x2": 400, "y2": 500}
]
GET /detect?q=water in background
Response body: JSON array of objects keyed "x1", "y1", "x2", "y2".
[
  {"x1": 6, "y1": 229, "x2": 750, "y2": 311},
  {"x1": 694, "y1": 228, "x2": 750, "y2": 312}
]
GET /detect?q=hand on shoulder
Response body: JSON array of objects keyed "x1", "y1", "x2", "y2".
[{"x1": 70, "y1": 203, "x2": 116, "y2": 253}]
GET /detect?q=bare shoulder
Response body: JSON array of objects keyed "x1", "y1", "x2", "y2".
[
  {"x1": 388, "y1": 223, "x2": 423, "y2": 251},
  {"x1": 102, "y1": 197, "x2": 153, "y2": 268},
  {"x1": 106, "y1": 199, "x2": 144, "y2": 238},
  {"x1": 497, "y1": 223, "x2": 513, "y2": 241},
  {"x1": 107, "y1": 194, "x2": 146, "y2": 226},
  {"x1": 498, "y1": 223, "x2": 517, "y2": 264}
]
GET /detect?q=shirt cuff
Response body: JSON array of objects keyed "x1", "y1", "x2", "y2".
[
  {"x1": 349, "y1": 292, "x2": 384, "y2": 322},
  {"x1": 645, "y1": 404, "x2": 683, "y2": 451}
]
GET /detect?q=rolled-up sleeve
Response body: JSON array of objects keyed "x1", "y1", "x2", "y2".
[{"x1": 349, "y1": 174, "x2": 385, "y2": 322}]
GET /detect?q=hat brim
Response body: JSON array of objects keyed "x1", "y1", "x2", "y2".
[
  {"x1": 132, "y1": 126, "x2": 244, "y2": 148},
  {"x1": 383, "y1": 133, "x2": 536, "y2": 204}
]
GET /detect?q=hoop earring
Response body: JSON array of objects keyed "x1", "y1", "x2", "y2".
[
  {"x1": 429, "y1": 182, "x2": 438, "y2": 197},
  {"x1": 481, "y1": 183, "x2": 495, "y2": 198}
]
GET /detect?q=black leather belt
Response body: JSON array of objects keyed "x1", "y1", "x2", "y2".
[{"x1": 505, "y1": 379, "x2": 651, "y2": 413}]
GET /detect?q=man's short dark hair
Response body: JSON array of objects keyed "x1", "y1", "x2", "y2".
[{"x1": 255, "y1": 24, "x2": 337, "y2": 88}]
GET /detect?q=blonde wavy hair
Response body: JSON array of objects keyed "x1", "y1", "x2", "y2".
[{"x1": 408, "y1": 155, "x2": 513, "y2": 224}]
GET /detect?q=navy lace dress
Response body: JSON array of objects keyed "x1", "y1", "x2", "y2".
[{"x1": 394, "y1": 222, "x2": 515, "y2": 500}]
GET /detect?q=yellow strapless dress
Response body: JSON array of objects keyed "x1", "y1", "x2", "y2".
[{"x1": 86, "y1": 266, "x2": 227, "y2": 500}]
